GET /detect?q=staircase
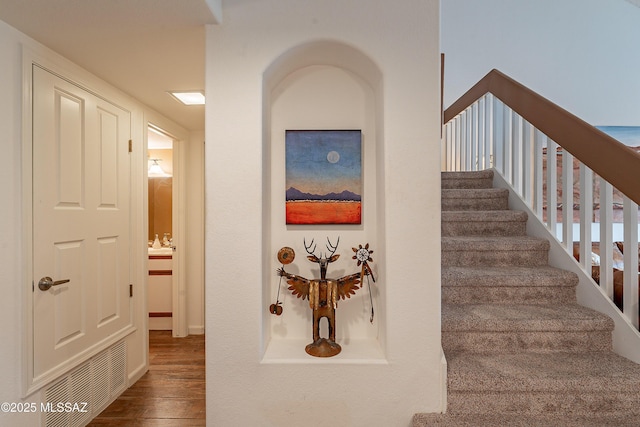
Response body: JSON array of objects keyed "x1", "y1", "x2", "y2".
[{"x1": 414, "y1": 170, "x2": 640, "y2": 426}]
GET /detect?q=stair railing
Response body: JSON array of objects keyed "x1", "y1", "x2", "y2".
[{"x1": 443, "y1": 69, "x2": 640, "y2": 329}]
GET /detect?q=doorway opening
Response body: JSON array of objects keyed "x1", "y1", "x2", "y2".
[
  {"x1": 146, "y1": 124, "x2": 187, "y2": 337},
  {"x1": 148, "y1": 126, "x2": 174, "y2": 331}
]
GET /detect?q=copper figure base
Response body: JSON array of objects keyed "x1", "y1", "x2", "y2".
[{"x1": 305, "y1": 338, "x2": 341, "y2": 357}]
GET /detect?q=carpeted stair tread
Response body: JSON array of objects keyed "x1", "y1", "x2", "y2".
[
  {"x1": 441, "y1": 188, "x2": 508, "y2": 200},
  {"x1": 442, "y1": 170, "x2": 494, "y2": 181},
  {"x1": 445, "y1": 391, "x2": 640, "y2": 418},
  {"x1": 442, "y1": 210, "x2": 527, "y2": 222},
  {"x1": 445, "y1": 351, "x2": 640, "y2": 393},
  {"x1": 426, "y1": 170, "x2": 640, "y2": 424},
  {"x1": 442, "y1": 303, "x2": 613, "y2": 333},
  {"x1": 441, "y1": 170, "x2": 494, "y2": 189},
  {"x1": 442, "y1": 235, "x2": 549, "y2": 250},
  {"x1": 442, "y1": 210, "x2": 528, "y2": 236},
  {"x1": 442, "y1": 236, "x2": 550, "y2": 267},
  {"x1": 442, "y1": 266, "x2": 578, "y2": 304},
  {"x1": 442, "y1": 188, "x2": 508, "y2": 207},
  {"x1": 442, "y1": 266, "x2": 578, "y2": 289},
  {"x1": 413, "y1": 413, "x2": 640, "y2": 427}
]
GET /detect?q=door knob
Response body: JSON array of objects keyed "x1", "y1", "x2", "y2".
[{"x1": 38, "y1": 276, "x2": 70, "y2": 291}]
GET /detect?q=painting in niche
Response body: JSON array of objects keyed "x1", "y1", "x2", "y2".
[{"x1": 285, "y1": 130, "x2": 362, "y2": 224}]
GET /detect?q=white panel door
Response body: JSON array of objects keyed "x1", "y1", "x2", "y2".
[{"x1": 32, "y1": 65, "x2": 132, "y2": 383}]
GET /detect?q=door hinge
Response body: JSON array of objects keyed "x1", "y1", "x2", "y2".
[
  {"x1": 128, "y1": 139, "x2": 132, "y2": 153},
  {"x1": 129, "y1": 284, "x2": 133, "y2": 297}
]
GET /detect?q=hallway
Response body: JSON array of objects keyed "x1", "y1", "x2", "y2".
[{"x1": 89, "y1": 331, "x2": 205, "y2": 426}]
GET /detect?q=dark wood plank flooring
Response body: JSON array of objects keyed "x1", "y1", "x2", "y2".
[{"x1": 88, "y1": 331, "x2": 205, "y2": 426}]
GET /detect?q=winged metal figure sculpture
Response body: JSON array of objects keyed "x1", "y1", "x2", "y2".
[{"x1": 276, "y1": 237, "x2": 373, "y2": 357}]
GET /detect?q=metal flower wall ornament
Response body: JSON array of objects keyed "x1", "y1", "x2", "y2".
[{"x1": 272, "y1": 237, "x2": 376, "y2": 357}]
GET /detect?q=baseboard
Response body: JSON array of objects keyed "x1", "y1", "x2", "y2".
[
  {"x1": 188, "y1": 325, "x2": 205, "y2": 335},
  {"x1": 440, "y1": 347, "x2": 448, "y2": 413},
  {"x1": 127, "y1": 361, "x2": 148, "y2": 386}
]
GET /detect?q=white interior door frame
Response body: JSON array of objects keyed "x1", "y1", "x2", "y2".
[
  {"x1": 21, "y1": 46, "x2": 140, "y2": 396},
  {"x1": 145, "y1": 114, "x2": 188, "y2": 338}
]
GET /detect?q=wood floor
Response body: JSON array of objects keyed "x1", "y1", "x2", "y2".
[{"x1": 88, "y1": 331, "x2": 205, "y2": 426}]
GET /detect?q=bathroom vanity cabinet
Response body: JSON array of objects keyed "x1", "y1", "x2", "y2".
[{"x1": 148, "y1": 252, "x2": 172, "y2": 330}]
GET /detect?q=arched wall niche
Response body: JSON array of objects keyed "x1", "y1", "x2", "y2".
[
  {"x1": 261, "y1": 40, "x2": 387, "y2": 362},
  {"x1": 263, "y1": 39, "x2": 383, "y2": 97}
]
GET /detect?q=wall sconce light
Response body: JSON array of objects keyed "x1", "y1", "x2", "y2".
[{"x1": 148, "y1": 158, "x2": 171, "y2": 177}]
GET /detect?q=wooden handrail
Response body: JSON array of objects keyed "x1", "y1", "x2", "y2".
[{"x1": 444, "y1": 69, "x2": 640, "y2": 205}]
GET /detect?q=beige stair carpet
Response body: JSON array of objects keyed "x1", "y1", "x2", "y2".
[{"x1": 414, "y1": 170, "x2": 640, "y2": 426}]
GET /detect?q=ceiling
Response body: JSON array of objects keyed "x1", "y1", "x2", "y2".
[{"x1": 0, "y1": 0, "x2": 218, "y2": 131}]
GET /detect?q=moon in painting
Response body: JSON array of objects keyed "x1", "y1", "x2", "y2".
[{"x1": 327, "y1": 150, "x2": 340, "y2": 163}]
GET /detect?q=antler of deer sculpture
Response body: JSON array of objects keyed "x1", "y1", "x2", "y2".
[{"x1": 275, "y1": 237, "x2": 374, "y2": 357}]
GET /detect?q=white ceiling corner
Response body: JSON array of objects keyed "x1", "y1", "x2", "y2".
[
  {"x1": 0, "y1": 0, "x2": 215, "y2": 131},
  {"x1": 205, "y1": 0, "x2": 223, "y2": 24}
]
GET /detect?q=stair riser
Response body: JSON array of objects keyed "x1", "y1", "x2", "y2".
[
  {"x1": 442, "y1": 331, "x2": 612, "y2": 353},
  {"x1": 442, "y1": 178, "x2": 493, "y2": 189},
  {"x1": 442, "y1": 221, "x2": 526, "y2": 237},
  {"x1": 414, "y1": 413, "x2": 640, "y2": 427},
  {"x1": 442, "y1": 287, "x2": 576, "y2": 305},
  {"x1": 446, "y1": 391, "x2": 640, "y2": 416},
  {"x1": 442, "y1": 249, "x2": 548, "y2": 267},
  {"x1": 442, "y1": 197, "x2": 508, "y2": 211},
  {"x1": 442, "y1": 188, "x2": 510, "y2": 210}
]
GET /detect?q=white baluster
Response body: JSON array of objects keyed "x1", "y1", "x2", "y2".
[
  {"x1": 454, "y1": 115, "x2": 461, "y2": 171},
  {"x1": 546, "y1": 139, "x2": 558, "y2": 236},
  {"x1": 511, "y1": 113, "x2": 522, "y2": 196},
  {"x1": 562, "y1": 149, "x2": 573, "y2": 249},
  {"x1": 533, "y1": 130, "x2": 544, "y2": 218},
  {"x1": 461, "y1": 111, "x2": 468, "y2": 171},
  {"x1": 623, "y1": 196, "x2": 639, "y2": 328},
  {"x1": 477, "y1": 98, "x2": 485, "y2": 170},
  {"x1": 600, "y1": 178, "x2": 614, "y2": 300},
  {"x1": 441, "y1": 122, "x2": 447, "y2": 170},
  {"x1": 485, "y1": 94, "x2": 493, "y2": 169},
  {"x1": 464, "y1": 109, "x2": 471, "y2": 170},
  {"x1": 503, "y1": 106, "x2": 513, "y2": 185},
  {"x1": 493, "y1": 100, "x2": 504, "y2": 175},
  {"x1": 522, "y1": 120, "x2": 534, "y2": 206},
  {"x1": 579, "y1": 164, "x2": 593, "y2": 273},
  {"x1": 470, "y1": 102, "x2": 478, "y2": 171}
]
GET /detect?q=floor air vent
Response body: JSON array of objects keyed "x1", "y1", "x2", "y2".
[{"x1": 43, "y1": 339, "x2": 127, "y2": 427}]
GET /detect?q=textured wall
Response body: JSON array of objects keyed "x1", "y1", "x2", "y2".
[{"x1": 205, "y1": 0, "x2": 443, "y2": 425}]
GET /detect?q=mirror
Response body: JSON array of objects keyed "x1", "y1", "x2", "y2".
[{"x1": 148, "y1": 127, "x2": 173, "y2": 244}]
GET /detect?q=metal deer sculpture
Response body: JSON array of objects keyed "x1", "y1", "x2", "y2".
[{"x1": 275, "y1": 237, "x2": 374, "y2": 357}]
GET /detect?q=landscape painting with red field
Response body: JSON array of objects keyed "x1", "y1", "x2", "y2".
[
  {"x1": 285, "y1": 130, "x2": 362, "y2": 225},
  {"x1": 286, "y1": 201, "x2": 361, "y2": 224}
]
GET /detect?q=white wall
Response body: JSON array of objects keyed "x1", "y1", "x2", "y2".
[
  {"x1": 0, "y1": 18, "x2": 205, "y2": 425},
  {"x1": 441, "y1": 0, "x2": 640, "y2": 126},
  {"x1": 186, "y1": 130, "x2": 205, "y2": 334},
  {"x1": 205, "y1": 1, "x2": 443, "y2": 425},
  {"x1": 0, "y1": 19, "x2": 38, "y2": 427}
]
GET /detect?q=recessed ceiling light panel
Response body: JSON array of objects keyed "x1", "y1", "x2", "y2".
[{"x1": 168, "y1": 91, "x2": 205, "y2": 105}]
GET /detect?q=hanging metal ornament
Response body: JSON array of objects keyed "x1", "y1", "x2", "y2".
[
  {"x1": 270, "y1": 247, "x2": 295, "y2": 316},
  {"x1": 277, "y1": 246, "x2": 295, "y2": 265},
  {"x1": 353, "y1": 243, "x2": 375, "y2": 322}
]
